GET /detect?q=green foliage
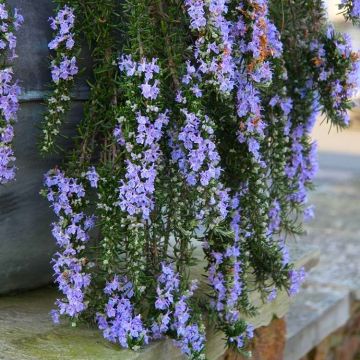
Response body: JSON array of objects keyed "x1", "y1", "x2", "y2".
[{"x1": 41, "y1": 0, "x2": 359, "y2": 356}]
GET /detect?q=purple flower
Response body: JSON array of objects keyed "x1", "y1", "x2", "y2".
[
  {"x1": 45, "y1": 169, "x2": 94, "y2": 320},
  {"x1": 140, "y1": 80, "x2": 160, "y2": 100},
  {"x1": 98, "y1": 277, "x2": 148, "y2": 349},
  {"x1": 289, "y1": 267, "x2": 306, "y2": 296},
  {"x1": 51, "y1": 56, "x2": 78, "y2": 83},
  {"x1": 185, "y1": 0, "x2": 206, "y2": 30},
  {"x1": 86, "y1": 166, "x2": 99, "y2": 188},
  {"x1": 170, "y1": 109, "x2": 229, "y2": 220},
  {"x1": 268, "y1": 289, "x2": 277, "y2": 302},
  {"x1": 311, "y1": 27, "x2": 360, "y2": 127},
  {"x1": 50, "y1": 309, "x2": 60, "y2": 324},
  {"x1": 185, "y1": 0, "x2": 235, "y2": 94},
  {"x1": 151, "y1": 263, "x2": 206, "y2": 358},
  {"x1": 0, "y1": 70, "x2": 21, "y2": 183},
  {"x1": 118, "y1": 110, "x2": 169, "y2": 221},
  {"x1": 340, "y1": 0, "x2": 360, "y2": 19},
  {"x1": 0, "y1": 6, "x2": 23, "y2": 181}
]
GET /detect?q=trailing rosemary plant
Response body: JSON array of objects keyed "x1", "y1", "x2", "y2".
[{"x1": 39, "y1": 1, "x2": 360, "y2": 358}]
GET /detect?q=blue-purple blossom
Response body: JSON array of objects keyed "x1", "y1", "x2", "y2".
[
  {"x1": 51, "y1": 55, "x2": 78, "y2": 83},
  {"x1": 185, "y1": 0, "x2": 236, "y2": 94},
  {"x1": 310, "y1": 27, "x2": 360, "y2": 127},
  {"x1": 116, "y1": 56, "x2": 170, "y2": 222},
  {"x1": 151, "y1": 263, "x2": 206, "y2": 359},
  {"x1": 41, "y1": 5, "x2": 78, "y2": 153},
  {"x1": 86, "y1": 166, "x2": 99, "y2": 188},
  {"x1": 97, "y1": 276, "x2": 148, "y2": 349},
  {"x1": 340, "y1": 0, "x2": 360, "y2": 20},
  {"x1": 184, "y1": 0, "x2": 206, "y2": 30},
  {"x1": 0, "y1": 12, "x2": 22, "y2": 183},
  {"x1": 45, "y1": 169, "x2": 94, "y2": 320},
  {"x1": 289, "y1": 267, "x2": 306, "y2": 295},
  {"x1": 49, "y1": 5, "x2": 75, "y2": 43},
  {"x1": 117, "y1": 111, "x2": 169, "y2": 221},
  {"x1": 119, "y1": 55, "x2": 160, "y2": 98},
  {"x1": 170, "y1": 109, "x2": 229, "y2": 220},
  {"x1": 0, "y1": 5, "x2": 23, "y2": 59},
  {"x1": 48, "y1": 7, "x2": 78, "y2": 84}
]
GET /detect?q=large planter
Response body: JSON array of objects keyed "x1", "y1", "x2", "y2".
[{"x1": 0, "y1": 0, "x2": 88, "y2": 294}]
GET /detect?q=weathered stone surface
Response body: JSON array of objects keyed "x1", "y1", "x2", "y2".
[
  {"x1": 284, "y1": 151, "x2": 360, "y2": 360},
  {"x1": 0, "y1": 244, "x2": 318, "y2": 360},
  {"x1": 285, "y1": 286, "x2": 350, "y2": 360},
  {"x1": 298, "y1": 301, "x2": 360, "y2": 360}
]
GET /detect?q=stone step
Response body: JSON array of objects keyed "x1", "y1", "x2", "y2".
[
  {"x1": 0, "y1": 243, "x2": 319, "y2": 360},
  {"x1": 284, "y1": 285, "x2": 351, "y2": 360}
]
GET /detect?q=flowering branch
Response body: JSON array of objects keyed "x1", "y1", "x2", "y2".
[
  {"x1": 40, "y1": 5, "x2": 78, "y2": 154},
  {"x1": 0, "y1": 1, "x2": 23, "y2": 184}
]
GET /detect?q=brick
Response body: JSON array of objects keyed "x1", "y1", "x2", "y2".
[{"x1": 223, "y1": 317, "x2": 286, "y2": 360}]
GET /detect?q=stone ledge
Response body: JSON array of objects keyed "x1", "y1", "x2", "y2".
[
  {"x1": 18, "y1": 89, "x2": 90, "y2": 103},
  {"x1": 284, "y1": 285, "x2": 351, "y2": 360},
  {"x1": 0, "y1": 243, "x2": 319, "y2": 360}
]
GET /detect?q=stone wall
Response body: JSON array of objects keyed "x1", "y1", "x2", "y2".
[{"x1": 300, "y1": 302, "x2": 360, "y2": 360}]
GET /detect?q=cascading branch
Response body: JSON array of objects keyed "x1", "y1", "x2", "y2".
[
  {"x1": 40, "y1": 1, "x2": 360, "y2": 359},
  {"x1": 310, "y1": 25, "x2": 360, "y2": 127},
  {"x1": 0, "y1": 1, "x2": 23, "y2": 184},
  {"x1": 339, "y1": 0, "x2": 360, "y2": 23},
  {"x1": 44, "y1": 169, "x2": 95, "y2": 323},
  {"x1": 40, "y1": 5, "x2": 78, "y2": 153}
]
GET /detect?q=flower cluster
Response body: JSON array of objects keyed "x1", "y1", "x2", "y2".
[
  {"x1": 0, "y1": 2, "x2": 23, "y2": 59},
  {"x1": 170, "y1": 108, "x2": 229, "y2": 221},
  {"x1": 117, "y1": 55, "x2": 168, "y2": 223},
  {"x1": 44, "y1": 169, "x2": 94, "y2": 322},
  {"x1": 113, "y1": 55, "x2": 171, "y2": 294},
  {"x1": 114, "y1": 56, "x2": 169, "y2": 221},
  {"x1": 285, "y1": 119, "x2": 319, "y2": 209},
  {"x1": 185, "y1": 0, "x2": 206, "y2": 31},
  {"x1": 310, "y1": 25, "x2": 360, "y2": 127},
  {"x1": 117, "y1": 112, "x2": 169, "y2": 221},
  {"x1": 97, "y1": 276, "x2": 148, "y2": 349},
  {"x1": 119, "y1": 55, "x2": 160, "y2": 100},
  {"x1": 85, "y1": 166, "x2": 99, "y2": 189},
  {"x1": 0, "y1": 3, "x2": 23, "y2": 184},
  {"x1": 0, "y1": 68, "x2": 20, "y2": 183},
  {"x1": 234, "y1": 0, "x2": 282, "y2": 164},
  {"x1": 185, "y1": 0, "x2": 235, "y2": 95},
  {"x1": 171, "y1": 6, "x2": 232, "y2": 225},
  {"x1": 289, "y1": 267, "x2": 307, "y2": 296},
  {"x1": 152, "y1": 263, "x2": 206, "y2": 359},
  {"x1": 203, "y1": 190, "x2": 255, "y2": 350},
  {"x1": 180, "y1": 0, "x2": 284, "y2": 349},
  {"x1": 41, "y1": 5, "x2": 78, "y2": 153}
]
